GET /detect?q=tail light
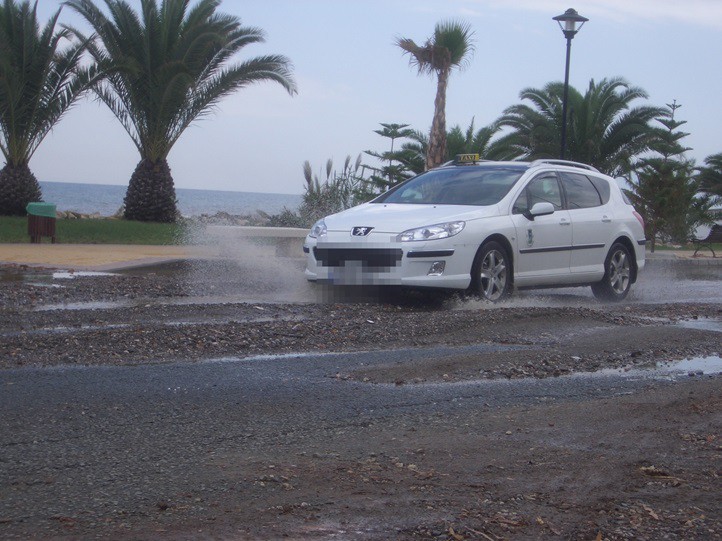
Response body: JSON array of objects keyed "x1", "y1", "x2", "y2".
[{"x1": 633, "y1": 210, "x2": 645, "y2": 229}]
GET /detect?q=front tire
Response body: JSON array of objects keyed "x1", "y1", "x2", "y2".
[
  {"x1": 471, "y1": 241, "x2": 511, "y2": 302},
  {"x1": 592, "y1": 243, "x2": 632, "y2": 301}
]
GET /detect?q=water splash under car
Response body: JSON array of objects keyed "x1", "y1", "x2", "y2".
[{"x1": 304, "y1": 157, "x2": 646, "y2": 302}]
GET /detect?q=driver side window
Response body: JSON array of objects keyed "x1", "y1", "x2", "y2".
[{"x1": 512, "y1": 174, "x2": 563, "y2": 214}]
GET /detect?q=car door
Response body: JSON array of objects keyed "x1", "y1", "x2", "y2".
[
  {"x1": 559, "y1": 172, "x2": 612, "y2": 274},
  {"x1": 510, "y1": 172, "x2": 572, "y2": 284}
]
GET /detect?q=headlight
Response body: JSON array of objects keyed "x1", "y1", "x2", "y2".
[
  {"x1": 308, "y1": 219, "x2": 327, "y2": 239},
  {"x1": 397, "y1": 221, "x2": 465, "y2": 242}
]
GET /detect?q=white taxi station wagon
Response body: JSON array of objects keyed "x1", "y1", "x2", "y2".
[{"x1": 304, "y1": 156, "x2": 646, "y2": 302}]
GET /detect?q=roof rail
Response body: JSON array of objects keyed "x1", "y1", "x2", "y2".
[{"x1": 529, "y1": 159, "x2": 599, "y2": 172}]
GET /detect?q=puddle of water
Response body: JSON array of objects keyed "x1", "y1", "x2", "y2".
[
  {"x1": 207, "y1": 352, "x2": 336, "y2": 364},
  {"x1": 34, "y1": 300, "x2": 135, "y2": 311},
  {"x1": 28, "y1": 283, "x2": 64, "y2": 289},
  {"x1": 656, "y1": 356, "x2": 722, "y2": 375},
  {"x1": 1, "y1": 323, "x2": 131, "y2": 338},
  {"x1": 0, "y1": 270, "x2": 50, "y2": 283},
  {"x1": 1, "y1": 269, "x2": 116, "y2": 285},
  {"x1": 52, "y1": 271, "x2": 116, "y2": 279},
  {"x1": 409, "y1": 355, "x2": 722, "y2": 390},
  {"x1": 151, "y1": 294, "x2": 313, "y2": 306},
  {"x1": 1, "y1": 271, "x2": 59, "y2": 287},
  {"x1": 32, "y1": 296, "x2": 314, "y2": 312},
  {"x1": 575, "y1": 355, "x2": 722, "y2": 380},
  {"x1": 163, "y1": 314, "x2": 304, "y2": 327},
  {"x1": 676, "y1": 318, "x2": 722, "y2": 333}
]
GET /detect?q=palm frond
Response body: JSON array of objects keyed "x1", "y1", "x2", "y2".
[
  {"x1": 0, "y1": 0, "x2": 94, "y2": 164},
  {"x1": 491, "y1": 77, "x2": 661, "y2": 174},
  {"x1": 67, "y1": 0, "x2": 296, "y2": 161}
]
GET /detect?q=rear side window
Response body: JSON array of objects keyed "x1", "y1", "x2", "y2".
[
  {"x1": 588, "y1": 175, "x2": 611, "y2": 204},
  {"x1": 560, "y1": 172, "x2": 602, "y2": 209}
]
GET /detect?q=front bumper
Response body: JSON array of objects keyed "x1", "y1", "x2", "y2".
[{"x1": 303, "y1": 236, "x2": 472, "y2": 289}]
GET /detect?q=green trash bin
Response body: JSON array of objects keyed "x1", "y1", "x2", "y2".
[{"x1": 26, "y1": 202, "x2": 57, "y2": 244}]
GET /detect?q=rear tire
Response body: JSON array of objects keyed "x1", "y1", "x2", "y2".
[
  {"x1": 592, "y1": 243, "x2": 632, "y2": 301},
  {"x1": 471, "y1": 241, "x2": 511, "y2": 302}
]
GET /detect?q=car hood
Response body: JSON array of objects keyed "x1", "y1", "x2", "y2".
[{"x1": 323, "y1": 203, "x2": 499, "y2": 233}]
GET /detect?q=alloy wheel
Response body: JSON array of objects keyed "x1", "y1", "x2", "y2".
[
  {"x1": 480, "y1": 249, "x2": 508, "y2": 301},
  {"x1": 608, "y1": 248, "x2": 631, "y2": 295}
]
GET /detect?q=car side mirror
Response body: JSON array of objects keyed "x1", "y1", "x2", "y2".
[{"x1": 524, "y1": 201, "x2": 555, "y2": 220}]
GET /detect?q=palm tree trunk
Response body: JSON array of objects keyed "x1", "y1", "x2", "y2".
[
  {"x1": 123, "y1": 158, "x2": 178, "y2": 223},
  {"x1": 426, "y1": 68, "x2": 450, "y2": 170},
  {"x1": 0, "y1": 163, "x2": 43, "y2": 216}
]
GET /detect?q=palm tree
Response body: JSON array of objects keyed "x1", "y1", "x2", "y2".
[
  {"x1": 0, "y1": 0, "x2": 94, "y2": 216},
  {"x1": 397, "y1": 20, "x2": 474, "y2": 170},
  {"x1": 66, "y1": 0, "x2": 297, "y2": 222},
  {"x1": 697, "y1": 153, "x2": 722, "y2": 198},
  {"x1": 397, "y1": 119, "x2": 499, "y2": 176},
  {"x1": 492, "y1": 77, "x2": 663, "y2": 178},
  {"x1": 446, "y1": 117, "x2": 500, "y2": 159}
]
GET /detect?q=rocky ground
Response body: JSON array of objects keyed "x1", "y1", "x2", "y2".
[
  {"x1": 1, "y1": 259, "x2": 720, "y2": 539},
  {"x1": 1, "y1": 260, "x2": 721, "y2": 376}
]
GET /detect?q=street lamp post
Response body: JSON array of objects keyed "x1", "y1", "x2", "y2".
[{"x1": 553, "y1": 8, "x2": 588, "y2": 159}]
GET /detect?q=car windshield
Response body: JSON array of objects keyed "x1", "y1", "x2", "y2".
[{"x1": 374, "y1": 166, "x2": 526, "y2": 206}]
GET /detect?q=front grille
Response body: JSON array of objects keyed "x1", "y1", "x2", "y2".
[{"x1": 314, "y1": 248, "x2": 403, "y2": 268}]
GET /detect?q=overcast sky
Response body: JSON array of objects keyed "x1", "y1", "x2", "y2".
[{"x1": 31, "y1": 0, "x2": 722, "y2": 195}]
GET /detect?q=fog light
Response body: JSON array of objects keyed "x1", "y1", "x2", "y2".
[{"x1": 427, "y1": 261, "x2": 446, "y2": 276}]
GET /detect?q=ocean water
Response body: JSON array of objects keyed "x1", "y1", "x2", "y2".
[{"x1": 39, "y1": 181, "x2": 301, "y2": 218}]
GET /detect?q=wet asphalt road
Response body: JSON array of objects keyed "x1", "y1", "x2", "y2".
[{"x1": 0, "y1": 342, "x2": 712, "y2": 535}]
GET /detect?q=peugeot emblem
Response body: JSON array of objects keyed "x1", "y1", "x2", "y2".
[{"x1": 351, "y1": 226, "x2": 374, "y2": 237}]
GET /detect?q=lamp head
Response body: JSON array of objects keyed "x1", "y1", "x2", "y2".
[{"x1": 553, "y1": 8, "x2": 588, "y2": 39}]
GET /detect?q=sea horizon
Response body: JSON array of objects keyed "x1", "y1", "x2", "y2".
[{"x1": 39, "y1": 180, "x2": 302, "y2": 218}]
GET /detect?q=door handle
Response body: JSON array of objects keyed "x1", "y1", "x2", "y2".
[
  {"x1": 602, "y1": 216, "x2": 612, "y2": 223},
  {"x1": 559, "y1": 219, "x2": 571, "y2": 226}
]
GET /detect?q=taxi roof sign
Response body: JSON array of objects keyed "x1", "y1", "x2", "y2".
[{"x1": 454, "y1": 153, "x2": 480, "y2": 164}]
